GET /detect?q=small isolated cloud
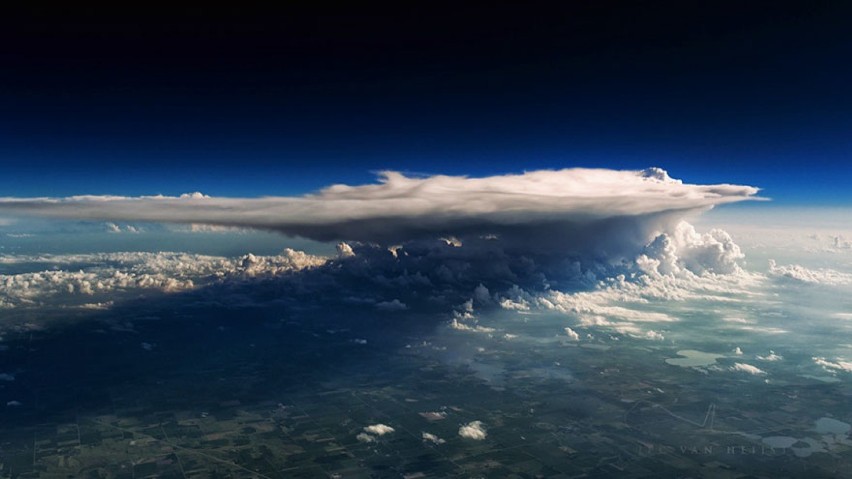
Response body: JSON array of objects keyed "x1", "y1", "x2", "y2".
[
  {"x1": 450, "y1": 318, "x2": 495, "y2": 334},
  {"x1": 105, "y1": 222, "x2": 140, "y2": 234},
  {"x1": 730, "y1": 363, "x2": 766, "y2": 375},
  {"x1": 336, "y1": 242, "x2": 356, "y2": 258},
  {"x1": 179, "y1": 192, "x2": 210, "y2": 199},
  {"x1": 356, "y1": 433, "x2": 376, "y2": 443},
  {"x1": 733, "y1": 347, "x2": 744, "y2": 355},
  {"x1": 756, "y1": 351, "x2": 783, "y2": 361},
  {"x1": 375, "y1": 299, "x2": 408, "y2": 311},
  {"x1": 363, "y1": 424, "x2": 395, "y2": 436},
  {"x1": 643, "y1": 330, "x2": 665, "y2": 341},
  {"x1": 419, "y1": 411, "x2": 447, "y2": 421},
  {"x1": 458, "y1": 420, "x2": 487, "y2": 440},
  {"x1": 564, "y1": 327, "x2": 580, "y2": 341},
  {"x1": 422, "y1": 432, "x2": 446, "y2": 444}
]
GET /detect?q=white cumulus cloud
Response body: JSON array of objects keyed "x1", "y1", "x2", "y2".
[
  {"x1": 756, "y1": 351, "x2": 783, "y2": 361},
  {"x1": 564, "y1": 327, "x2": 580, "y2": 341},
  {"x1": 458, "y1": 420, "x2": 487, "y2": 440},
  {"x1": 422, "y1": 432, "x2": 446, "y2": 444},
  {"x1": 768, "y1": 260, "x2": 852, "y2": 285},
  {"x1": 0, "y1": 250, "x2": 326, "y2": 309},
  {"x1": 813, "y1": 357, "x2": 852, "y2": 373},
  {"x1": 730, "y1": 363, "x2": 766, "y2": 375},
  {"x1": 363, "y1": 424, "x2": 395, "y2": 436}
]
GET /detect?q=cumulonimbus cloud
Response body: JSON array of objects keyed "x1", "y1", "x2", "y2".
[{"x1": 0, "y1": 168, "x2": 759, "y2": 258}]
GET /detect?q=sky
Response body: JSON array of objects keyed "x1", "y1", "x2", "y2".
[{"x1": 1, "y1": 4, "x2": 851, "y2": 203}]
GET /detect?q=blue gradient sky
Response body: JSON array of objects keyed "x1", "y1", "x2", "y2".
[{"x1": 2, "y1": 4, "x2": 851, "y2": 203}]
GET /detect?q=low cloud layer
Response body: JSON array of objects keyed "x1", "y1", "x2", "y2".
[
  {"x1": 0, "y1": 250, "x2": 325, "y2": 309},
  {"x1": 0, "y1": 168, "x2": 758, "y2": 260}
]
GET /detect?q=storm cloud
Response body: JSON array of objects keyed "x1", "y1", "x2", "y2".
[{"x1": 0, "y1": 168, "x2": 758, "y2": 260}]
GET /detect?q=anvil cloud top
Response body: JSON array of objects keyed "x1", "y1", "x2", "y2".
[{"x1": 0, "y1": 168, "x2": 758, "y2": 254}]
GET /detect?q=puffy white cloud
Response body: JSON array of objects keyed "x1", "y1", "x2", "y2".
[
  {"x1": 489, "y1": 226, "x2": 763, "y2": 341},
  {"x1": 105, "y1": 222, "x2": 140, "y2": 234},
  {"x1": 450, "y1": 318, "x2": 496, "y2": 334},
  {"x1": 643, "y1": 330, "x2": 665, "y2": 341},
  {"x1": 419, "y1": 411, "x2": 447, "y2": 421},
  {"x1": 0, "y1": 169, "x2": 758, "y2": 258},
  {"x1": 730, "y1": 363, "x2": 766, "y2": 375},
  {"x1": 813, "y1": 357, "x2": 852, "y2": 373},
  {"x1": 449, "y1": 303, "x2": 496, "y2": 334},
  {"x1": 756, "y1": 351, "x2": 783, "y2": 361},
  {"x1": 639, "y1": 222, "x2": 745, "y2": 276},
  {"x1": 768, "y1": 260, "x2": 852, "y2": 285},
  {"x1": 355, "y1": 433, "x2": 376, "y2": 443},
  {"x1": 179, "y1": 192, "x2": 210, "y2": 199},
  {"x1": 0, "y1": 250, "x2": 326, "y2": 309},
  {"x1": 363, "y1": 424, "x2": 395, "y2": 436},
  {"x1": 336, "y1": 242, "x2": 356, "y2": 258},
  {"x1": 421, "y1": 432, "x2": 446, "y2": 444},
  {"x1": 458, "y1": 420, "x2": 487, "y2": 440},
  {"x1": 564, "y1": 327, "x2": 580, "y2": 341}
]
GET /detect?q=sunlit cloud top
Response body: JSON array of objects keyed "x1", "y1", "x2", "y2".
[{"x1": 0, "y1": 168, "x2": 759, "y2": 252}]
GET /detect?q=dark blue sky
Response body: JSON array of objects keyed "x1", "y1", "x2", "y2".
[{"x1": 2, "y1": 4, "x2": 851, "y2": 203}]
